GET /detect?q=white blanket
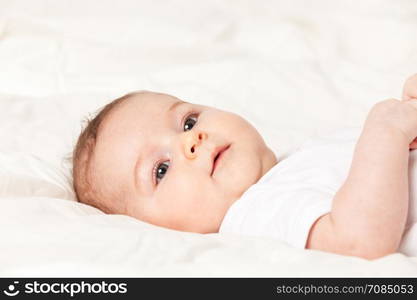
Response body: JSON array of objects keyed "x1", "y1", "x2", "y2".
[{"x1": 1, "y1": 0, "x2": 417, "y2": 276}]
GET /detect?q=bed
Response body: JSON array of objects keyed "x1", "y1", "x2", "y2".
[{"x1": 1, "y1": 0, "x2": 417, "y2": 276}]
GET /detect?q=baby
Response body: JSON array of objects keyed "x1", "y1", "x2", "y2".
[{"x1": 72, "y1": 74, "x2": 417, "y2": 260}]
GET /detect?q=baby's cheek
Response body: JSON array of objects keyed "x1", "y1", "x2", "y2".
[{"x1": 166, "y1": 174, "x2": 207, "y2": 199}]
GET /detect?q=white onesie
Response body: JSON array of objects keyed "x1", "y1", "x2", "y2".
[{"x1": 219, "y1": 127, "x2": 417, "y2": 256}]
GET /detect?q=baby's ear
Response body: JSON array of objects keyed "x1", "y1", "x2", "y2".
[{"x1": 402, "y1": 73, "x2": 417, "y2": 101}]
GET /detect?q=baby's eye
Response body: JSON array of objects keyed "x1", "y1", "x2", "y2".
[
  {"x1": 183, "y1": 114, "x2": 198, "y2": 131},
  {"x1": 155, "y1": 161, "x2": 170, "y2": 184}
]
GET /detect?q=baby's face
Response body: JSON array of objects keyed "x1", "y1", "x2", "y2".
[{"x1": 93, "y1": 92, "x2": 277, "y2": 233}]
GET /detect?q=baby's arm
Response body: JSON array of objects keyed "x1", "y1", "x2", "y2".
[{"x1": 307, "y1": 98, "x2": 417, "y2": 260}]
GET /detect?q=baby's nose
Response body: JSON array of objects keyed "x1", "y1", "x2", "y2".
[{"x1": 182, "y1": 131, "x2": 207, "y2": 159}]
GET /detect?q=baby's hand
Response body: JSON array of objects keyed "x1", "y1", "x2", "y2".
[
  {"x1": 364, "y1": 98, "x2": 417, "y2": 149},
  {"x1": 403, "y1": 73, "x2": 417, "y2": 101}
]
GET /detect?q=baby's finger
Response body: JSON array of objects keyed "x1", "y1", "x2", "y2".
[{"x1": 403, "y1": 73, "x2": 417, "y2": 101}]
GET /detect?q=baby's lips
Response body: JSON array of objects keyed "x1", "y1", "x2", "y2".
[{"x1": 210, "y1": 144, "x2": 231, "y2": 176}]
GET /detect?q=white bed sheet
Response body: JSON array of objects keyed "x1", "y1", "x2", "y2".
[{"x1": 1, "y1": 0, "x2": 417, "y2": 276}]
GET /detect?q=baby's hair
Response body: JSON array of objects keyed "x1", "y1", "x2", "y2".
[{"x1": 72, "y1": 90, "x2": 148, "y2": 213}]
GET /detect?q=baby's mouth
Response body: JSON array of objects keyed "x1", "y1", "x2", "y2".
[{"x1": 211, "y1": 144, "x2": 231, "y2": 176}]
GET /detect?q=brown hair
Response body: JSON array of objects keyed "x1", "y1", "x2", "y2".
[{"x1": 71, "y1": 91, "x2": 145, "y2": 213}]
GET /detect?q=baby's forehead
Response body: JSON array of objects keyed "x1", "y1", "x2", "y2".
[
  {"x1": 102, "y1": 92, "x2": 179, "y2": 126},
  {"x1": 115, "y1": 91, "x2": 179, "y2": 113}
]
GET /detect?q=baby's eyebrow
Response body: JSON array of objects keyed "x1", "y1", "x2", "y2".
[{"x1": 167, "y1": 100, "x2": 186, "y2": 113}]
